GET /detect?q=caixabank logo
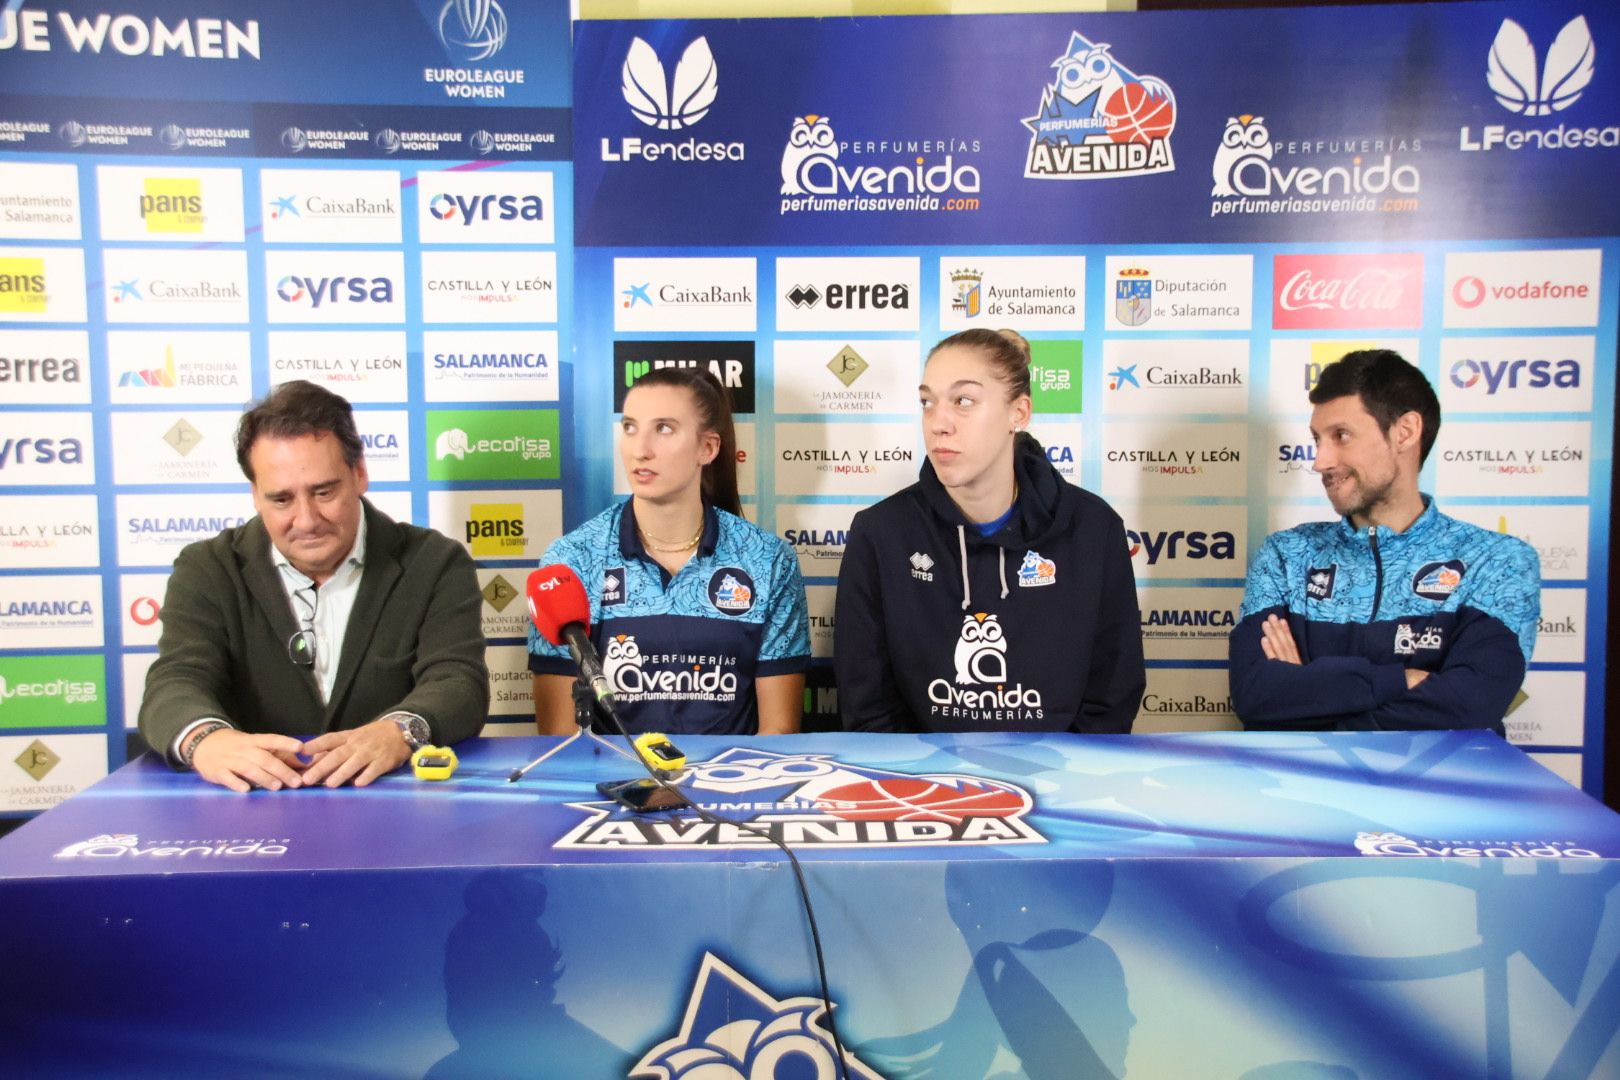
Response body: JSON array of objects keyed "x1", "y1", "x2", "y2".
[
  {"x1": 632, "y1": 952, "x2": 882, "y2": 1080},
  {"x1": 555, "y1": 747, "x2": 1044, "y2": 849},
  {"x1": 1462, "y1": 15, "x2": 1616, "y2": 153},
  {"x1": 1022, "y1": 30, "x2": 1176, "y2": 180}
]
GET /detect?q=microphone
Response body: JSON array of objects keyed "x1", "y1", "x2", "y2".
[{"x1": 527, "y1": 565, "x2": 616, "y2": 710}]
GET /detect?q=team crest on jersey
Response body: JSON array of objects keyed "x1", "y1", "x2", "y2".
[
  {"x1": 1393, "y1": 623, "x2": 1444, "y2": 657},
  {"x1": 1412, "y1": 560, "x2": 1465, "y2": 602},
  {"x1": 1306, "y1": 565, "x2": 1337, "y2": 600},
  {"x1": 709, "y1": 567, "x2": 755, "y2": 615},
  {"x1": 1018, "y1": 550, "x2": 1057, "y2": 587},
  {"x1": 555, "y1": 747, "x2": 1045, "y2": 849},
  {"x1": 632, "y1": 952, "x2": 883, "y2": 1080},
  {"x1": 602, "y1": 567, "x2": 626, "y2": 606}
]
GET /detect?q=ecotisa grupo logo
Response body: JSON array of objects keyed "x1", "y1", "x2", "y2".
[
  {"x1": 555, "y1": 747, "x2": 1044, "y2": 849},
  {"x1": 1023, "y1": 30, "x2": 1176, "y2": 180},
  {"x1": 1463, "y1": 16, "x2": 1617, "y2": 152},
  {"x1": 632, "y1": 952, "x2": 882, "y2": 1080}
]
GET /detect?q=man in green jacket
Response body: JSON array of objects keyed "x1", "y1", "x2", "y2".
[{"x1": 139, "y1": 380, "x2": 488, "y2": 792}]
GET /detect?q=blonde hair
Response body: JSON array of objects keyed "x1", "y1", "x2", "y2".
[{"x1": 927, "y1": 327, "x2": 1031, "y2": 401}]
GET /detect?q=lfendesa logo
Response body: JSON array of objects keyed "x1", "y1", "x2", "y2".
[
  {"x1": 605, "y1": 37, "x2": 742, "y2": 163},
  {"x1": 275, "y1": 273, "x2": 395, "y2": 309},
  {"x1": 1125, "y1": 525, "x2": 1237, "y2": 565},
  {"x1": 927, "y1": 613, "x2": 1044, "y2": 722},
  {"x1": 426, "y1": 191, "x2": 545, "y2": 226},
  {"x1": 1449, "y1": 356, "x2": 1581, "y2": 393},
  {"x1": 600, "y1": 633, "x2": 739, "y2": 701},
  {"x1": 557, "y1": 747, "x2": 1044, "y2": 849},
  {"x1": 54, "y1": 833, "x2": 291, "y2": 859},
  {"x1": 1463, "y1": 17, "x2": 1617, "y2": 152},
  {"x1": 1354, "y1": 831, "x2": 1598, "y2": 859}
]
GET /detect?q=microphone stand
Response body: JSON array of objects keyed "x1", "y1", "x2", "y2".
[{"x1": 507, "y1": 679, "x2": 638, "y2": 782}]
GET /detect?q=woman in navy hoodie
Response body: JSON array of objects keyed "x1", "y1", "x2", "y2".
[{"x1": 835, "y1": 328, "x2": 1144, "y2": 733}]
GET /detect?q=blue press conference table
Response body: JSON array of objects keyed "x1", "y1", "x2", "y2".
[{"x1": 1, "y1": 730, "x2": 1617, "y2": 1079}]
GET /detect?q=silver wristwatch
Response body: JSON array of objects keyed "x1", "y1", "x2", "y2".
[{"x1": 390, "y1": 713, "x2": 431, "y2": 751}]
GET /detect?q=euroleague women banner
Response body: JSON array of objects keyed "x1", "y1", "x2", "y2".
[
  {"x1": 0, "y1": 0, "x2": 574, "y2": 813},
  {"x1": 571, "y1": 1, "x2": 1617, "y2": 792}
]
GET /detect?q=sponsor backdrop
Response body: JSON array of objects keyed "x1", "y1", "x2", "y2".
[
  {"x1": 571, "y1": 1, "x2": 1618, "y2": 794},
  {"x1": 0, "y1": 0, "x2": 575, "y2": 815},
  {"x1": 3, "y1": 731, "x2": 1619, "y2": 1077}
]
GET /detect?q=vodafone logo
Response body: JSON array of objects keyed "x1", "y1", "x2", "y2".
[
  {"x1": 128, "y1": 596, "x2": 160, "y2": 626},
  {"x1": 1443, "y1": 250, "x2": 1601, "y2": 329},
  {"x1": 1452, "y1": 275, "x2": 1487, "y2": 309},
  {"x1": 1272, "y1": 253, "x2": 1423, "y2": 330}
]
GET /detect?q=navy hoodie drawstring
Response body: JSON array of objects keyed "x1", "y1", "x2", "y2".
[
  {"x1": 955, "y1": 525, "x2": 1012, "y2": 609},
  {"x1": 957, "y1": 525, "x2": 970, "y2": 610}
]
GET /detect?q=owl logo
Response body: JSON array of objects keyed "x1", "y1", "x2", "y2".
[
  {"x1": 953, "y1": 612, "x2": 1008, "y2": 685},
  {"x1": 602, "y1": 634, "x2": 646, "y2": 696},
  {"x1": 1211, "y1": 114, "x2": 1271, "y2": 197},
  {"x1": 1053, "y1": 42, "x2": 1127, "y2": 110},
  {"x1": 780, "y1": 114, "x2": 838, "y2": 195}
]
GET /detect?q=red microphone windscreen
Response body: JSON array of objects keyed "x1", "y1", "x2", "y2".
[{"x1": 527, "y1": 565, "x2": 591, "y2": 646}]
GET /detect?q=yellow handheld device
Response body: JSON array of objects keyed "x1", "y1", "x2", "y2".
[
  {"x1": 633, "y1": 732, "x2": 686, "y2": 774},
  {"x1": 411, "y1": 745, "x2": 459, "y2": 781}
]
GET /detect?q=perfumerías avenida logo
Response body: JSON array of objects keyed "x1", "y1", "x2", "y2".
[
  {"x1": 437, "y1": 0, "x2": 507, "y2": 63},
  {"x1": 1023, "y1": 30, "x2": 1177, "y2": 180},
  {"x1": 632, "y1": 952, "x2": 882, "y2": 1080},
  {"x1": 555, "y1": 747, "x2": 1044, "y2": 849}
]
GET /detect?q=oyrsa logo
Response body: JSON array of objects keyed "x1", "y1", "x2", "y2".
[
  {"x1": 426, "y1": 192, "x2": 544, "y2": 226},
  {"x1": 1272, "y1": 253, "x2": 1424, "y2": 330},
  {"x1": 275, "y1": 273, "x2": 395, "y2": 308},
  {"x1": 556, "y1": 747, "x2": 1044, "y2": 849},
  {"x1": 1023, "y1": 30, "x2": 1177, "y2": 180}
]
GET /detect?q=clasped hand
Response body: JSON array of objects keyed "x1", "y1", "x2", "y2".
[{"x1": 190, "y1": 719, "x2": 411, "y2": 793}]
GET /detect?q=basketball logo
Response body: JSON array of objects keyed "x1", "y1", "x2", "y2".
[
  {"x1": 1103, "y1": 81, "x2": 1176, "y2": 144},
  {"x1": 820, "y1": 777, "x2": 1030, "y2": 824}
]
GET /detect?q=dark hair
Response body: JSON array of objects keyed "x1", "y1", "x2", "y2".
[
  {"x1": 927, "y1": 327, "x2": 1032, "y2": 401},
  {"x1": 235, "y1": 380, "x2": 363, "y2": 482},
  {"x1": 627, "y1": 366, "x2": 742, "y2": 516},
  {"x1": 1309, "y1": 349, "x2": 1441, "y2": 465}
]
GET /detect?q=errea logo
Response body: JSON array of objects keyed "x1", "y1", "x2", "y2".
[{"x1": 909, "y1": 552, "x2": 934, "y2": 582}]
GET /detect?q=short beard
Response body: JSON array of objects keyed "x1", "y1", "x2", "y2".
[{"x1": 1334, "y1": 471, "x2": 1397, "y2": 523}]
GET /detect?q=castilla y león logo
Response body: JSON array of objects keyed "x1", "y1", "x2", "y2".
[{"x1": 555, "y1": 747, "x2": 1044, "y2": 849}]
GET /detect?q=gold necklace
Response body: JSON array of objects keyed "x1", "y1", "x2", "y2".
[{"x1": 639, "y1": 522, "x2": 703, "y2": 553}]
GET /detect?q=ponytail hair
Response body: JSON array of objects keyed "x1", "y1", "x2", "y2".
[
  {"x1": 927, "y1": 327, "x2": 1032, "y2": 402},
  {"x1": 628, "y1": 366, "x2": 742, "y2": 516}
]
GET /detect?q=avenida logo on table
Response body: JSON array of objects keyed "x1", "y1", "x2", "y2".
[
  {"x1": 54, "y1": 833, "x2": 290, "y2": 859},
  {"x1": 1354, "y1": 831, "x2": 1598, "y2": 858},
  {"x1": 556, "y1": 748, "x2": 1044, "y2": 849},
  {"x1": 632, "y1": 952, "x2": 882, "y2": 1079}
]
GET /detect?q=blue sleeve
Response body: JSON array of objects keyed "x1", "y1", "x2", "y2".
[
  {"x1": 757, "y1": 538, "x2": 810, "y2": 675},
  {"x1": 1229, "y1": 535, "x2": 1407, "y2": 729},
  {"x1": 1369, "y1": 542, "x2": 1538, "y2": 733}
]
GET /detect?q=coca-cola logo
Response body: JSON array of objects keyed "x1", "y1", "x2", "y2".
[
  {"x1": 1279, "y1": 267, "x2": 1409, "y2": 312},
  {"x1": 1272, "y1": 253, "x2": 1424, "y2": 330}
]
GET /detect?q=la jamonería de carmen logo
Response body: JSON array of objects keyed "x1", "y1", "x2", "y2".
[
  {"x1": 555, "y1": 748, "x2": 1045, "y2": 849},
  {"x1": 1023, "y1": 30, "x2": 1177, "y2": 180}
]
